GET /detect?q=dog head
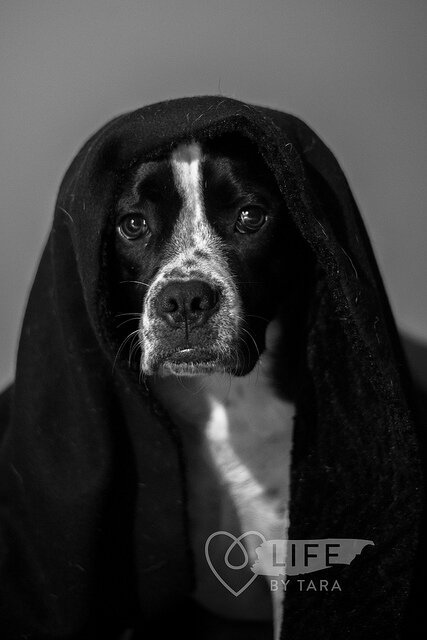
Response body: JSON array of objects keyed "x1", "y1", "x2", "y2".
[{"x1": 112, "y1": 134, "x2": 298, "y2": 377}]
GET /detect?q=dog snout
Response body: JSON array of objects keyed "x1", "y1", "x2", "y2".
[{"x1": 155, "y1": 279, "x2": 220, "y2": 329}]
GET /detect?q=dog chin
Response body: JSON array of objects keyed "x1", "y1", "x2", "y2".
[
  {"x1": 160, "y1": 360, "x2": 220, "y2": 377},
  {"x1": 142, "y1": 344, "x2": 259, "y2": 378},
  {"x1": 146, "y1": 347, "x2": 226, "y2": 378}
]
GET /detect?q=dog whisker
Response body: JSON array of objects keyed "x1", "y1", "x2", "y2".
[
  {"x1": 128, "y1": 334, "x2": 143, "y2": 366},
  {"x1": 138, "y1": 367, "x2": 149, "y2": 391},
  {"x1": 115, "y1": 312, "x2": 141, "y2": 318},
  {"x1": 240, "y1": 326, "x2": 261, "y2": 361},
  {"x1": 119, "y1": 280, "x2": 150, "y2": 288},
  {"x1": 246, "y1": 313, "x2": 270, "y2": 323},
  {"x1": 117, "y1": 317, "x2": 140, "y2": 329},
  {"x1": 112, "y1": 329, "x2": 140, "y2": 373}
]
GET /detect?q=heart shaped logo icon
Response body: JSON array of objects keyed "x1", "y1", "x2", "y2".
[{"x1": 205, "y1": 530, "x2": 266, "y2": 597}]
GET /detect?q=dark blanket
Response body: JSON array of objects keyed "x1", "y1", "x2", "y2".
[{"x1": 0, "y1": 96, "x2": 424, "y2": 639}]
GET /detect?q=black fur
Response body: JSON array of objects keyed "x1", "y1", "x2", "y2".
[{"x1": 112, "y1": 133, "x2": 312, "y2": 391}]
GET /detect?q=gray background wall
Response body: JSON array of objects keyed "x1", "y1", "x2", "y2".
[{"x1": 1, "y1": 0, "x2": 426, "y2": 389}]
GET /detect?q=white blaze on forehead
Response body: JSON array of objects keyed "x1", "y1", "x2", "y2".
[
  {"x1": 171, "y1": 142, "x2": 204, "y2": 225},
  {"x1": 139, "y1": 140, "x2": 242, "y2": 374},
  {"x1": 166, "y1": 140, "x2": 233, "y2": 283}
]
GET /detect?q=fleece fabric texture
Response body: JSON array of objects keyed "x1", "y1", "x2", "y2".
[{"x1": 0, "y1": 96, "x2": 424, "y2": 640}]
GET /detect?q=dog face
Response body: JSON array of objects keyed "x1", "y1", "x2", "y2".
[{"x1": 112, "y1": 134, "x2": 294, "y2": 377}]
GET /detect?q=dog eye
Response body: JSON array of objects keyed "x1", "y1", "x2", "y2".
[
  {"x1": 118, "y1": 214, "x2": 149, "y2": 240},
  {"x1": 235, "y1": 207, "x2": 266, "y2": 233}
]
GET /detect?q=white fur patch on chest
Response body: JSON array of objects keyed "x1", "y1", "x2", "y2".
[
  {"x1": 150, "y1": 335, "x2": 294, "y2": 634},
  {"x1": 203, "y1": 369, "x2": 294, "y2": 534}
]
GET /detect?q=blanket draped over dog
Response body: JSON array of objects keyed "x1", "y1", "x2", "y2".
[{"x1": 0, "y1": 96, "x2": 424, "y2": 639}]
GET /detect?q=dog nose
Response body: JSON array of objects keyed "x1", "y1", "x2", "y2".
[{"x1": 156, "y1": 279, "x2": 220, "y2": 328}]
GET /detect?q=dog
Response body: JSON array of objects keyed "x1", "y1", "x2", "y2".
[{"x1": 112, "y1": 133, "x2": 307, "y2": 639}]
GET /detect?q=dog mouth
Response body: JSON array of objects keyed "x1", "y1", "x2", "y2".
[{"x1": 156, "y1": 347, "x2": 227, "y2": 376}]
